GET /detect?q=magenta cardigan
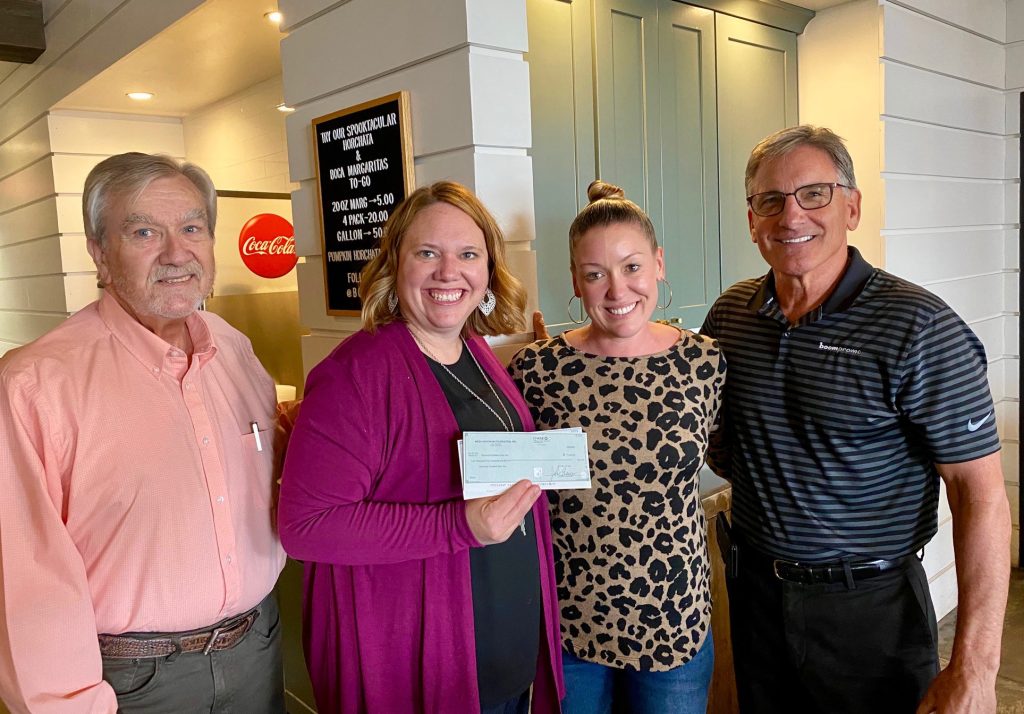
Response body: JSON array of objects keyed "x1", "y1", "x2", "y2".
[{"x1": 278, "y1": 322, "x2": 563, "y2": 713}]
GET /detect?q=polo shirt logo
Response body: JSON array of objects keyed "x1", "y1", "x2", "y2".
[
  {"x1": 818, "y1": 341, "x2": 862, "y2": 356},
  {"x1": 967, "y1": 412, "x2": 992, "y2": 432}
]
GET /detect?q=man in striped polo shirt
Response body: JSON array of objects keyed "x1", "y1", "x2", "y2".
[{"x1": 702, "y1": 125, "x2": 1011, "y2": 713}]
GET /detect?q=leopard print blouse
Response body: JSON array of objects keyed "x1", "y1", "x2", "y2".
[{"x1": 510, "y1": 330, "x2": 726, "y2": 671}]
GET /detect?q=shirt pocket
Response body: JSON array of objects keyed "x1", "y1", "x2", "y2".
[{"x1": 241, "y1": 427, "x2": 275, "y2": 508}]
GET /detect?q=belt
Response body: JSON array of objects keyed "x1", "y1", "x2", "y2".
[
  {"x1": 98, "y1": 607, "x2": 260, "y2": 659},
  {"x1": 716, "y1": 516, "x2": 912, "y2": 587},
  {"x1": 770, "y1": 553, "x2": 905, "y2": 581}
]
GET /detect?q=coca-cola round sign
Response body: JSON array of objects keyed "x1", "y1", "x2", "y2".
[{"x1": 238, "y1": 213, "x2": 297, "y2": 278}]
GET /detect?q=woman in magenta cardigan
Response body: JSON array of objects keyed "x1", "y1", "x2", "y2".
[{"x1": 278, "y1": 181, "x2": 563, "y2": 714}]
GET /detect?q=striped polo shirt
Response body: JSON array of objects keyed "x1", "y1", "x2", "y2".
[{"x1": 701, "y1": 247, "x2": 1000, "y2": 561}]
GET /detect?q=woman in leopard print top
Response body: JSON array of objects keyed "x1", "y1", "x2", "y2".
[{"x1": 510, "y1": 180, "x2": 726, "y2": 714}]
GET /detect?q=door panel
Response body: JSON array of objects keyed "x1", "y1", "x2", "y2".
[
  {"x1": 595, "y1": 0, "x2": 662, "y2": 237},
  {"x1": 659, "y1": 1, "x2": 719, "y2": 327},
  {"x1": 716, "y1": 14, "x2": 798, "y2": 290},
  {"x1": 526, "y1": 0, "x2": 585, "y2": 333}
]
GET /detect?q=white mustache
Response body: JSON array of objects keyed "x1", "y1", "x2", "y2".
[{"x1": 151, "y1": 262, "x2": 203, "y2": 282}]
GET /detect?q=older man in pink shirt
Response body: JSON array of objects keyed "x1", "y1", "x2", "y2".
[{"x1": 0, "y1": 153, "x2": 286, "y2": 713}]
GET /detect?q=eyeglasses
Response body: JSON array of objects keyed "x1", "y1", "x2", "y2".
[{"x1": 746, "y1": 182, "x2": 851, "y2": 217}]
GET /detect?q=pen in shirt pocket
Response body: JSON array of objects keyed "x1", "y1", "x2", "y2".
[{"x1": 250, "y1": 421, "x2": 263, "y2": 452}]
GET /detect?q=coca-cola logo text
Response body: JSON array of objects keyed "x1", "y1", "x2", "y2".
[{"x1": 241, "y1": 235, "x2": 296, "y2": 256}]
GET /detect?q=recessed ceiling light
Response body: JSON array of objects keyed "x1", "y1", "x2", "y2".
[
  {"x1": 265, "y1": 10, "x2": 283, "y2": 24},
  {"x1": 276, "y1": 103, "x2": 295, "y2": 113},
  {"x1": 126, "y1": 92, "x2": 154, "y2": 101}
]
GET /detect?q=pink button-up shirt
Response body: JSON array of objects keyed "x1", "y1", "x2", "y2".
[{"x1": 0, "y1": 291, "x2": 286, "y2": 713}]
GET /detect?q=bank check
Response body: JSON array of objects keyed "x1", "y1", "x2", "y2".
[{"x1": 459, "y1": 429, "x2": 591, "y2": 499}]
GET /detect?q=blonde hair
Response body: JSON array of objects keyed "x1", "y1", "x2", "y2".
[
  {"x1": 360, "y1": 181, "x2": 527, "y2": 336},
  {"x1": 568, "y1": 180, "x2": 657, "y2": 267}
]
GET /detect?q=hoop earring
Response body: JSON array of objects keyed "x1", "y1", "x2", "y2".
[
  {"x1": 567, "y1": 295, "x2": 588, "y2": 325},
  {"x1": 657, "y1": 278, "x2": 674, "y2": 310}
]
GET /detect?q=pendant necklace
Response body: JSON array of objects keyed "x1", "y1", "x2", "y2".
[
  {"x1": 409, "y1": 327, "x2": 527, "y2": 536},
  {"x1": 409, "y1": 330, "x2": 514, "y2": 433}
]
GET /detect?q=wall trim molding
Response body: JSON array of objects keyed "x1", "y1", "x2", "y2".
[{"x1": 672, "y1": 0, "x2": 814, "y2": 34}]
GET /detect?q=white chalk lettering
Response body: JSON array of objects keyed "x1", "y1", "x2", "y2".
[
  {"x1": 345, "y1": 157, "x2": 389, "y2": 177},
  {"x1": 345, "y1": 112, "x2": 398, "y2": 138}
]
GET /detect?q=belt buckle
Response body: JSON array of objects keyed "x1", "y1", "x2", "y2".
[
  {"x1": 202, "y1": 626, "x2": 225, "y2": 656},
  {"x1": 771, "y1": 559, "x2": 786, "y2": 580}
]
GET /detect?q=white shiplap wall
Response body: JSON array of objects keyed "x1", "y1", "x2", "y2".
[
  {"x1": 278, "y1": 0, "x2": 539, "y2": 374},
  {"x1": 880, "y1": 2, "x2": 1019, "y2": 587},
  {"x1": 0, "y1": 115, "x2": 62, "y2": 355},
  {"x1": 0, "y1": 0, "x2": 201, "y2": 357},
  {"x1": 800, "y1": 0, "x2": 1019, "y2": 618},
  {"x1": 1006, "y1": 0, "x2": 1023, "y2": 573}
]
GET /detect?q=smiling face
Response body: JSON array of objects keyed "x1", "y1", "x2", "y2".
[
  {"x1": 748, "y1": 144, "x2": 861, "y2": 285},
  {"x1": 87, "y1": 174, "x2": 215, "y2": 334},
  {"x1": 572, "y1": 221, "x2": 664, "y2": 342},
  {"x1": 396, "y1": 202, "x2": 490, "y2": 347}
]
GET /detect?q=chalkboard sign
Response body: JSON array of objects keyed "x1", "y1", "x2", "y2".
[{"x1": 312, "y1": 92, "x2": 415, "y2": 315}]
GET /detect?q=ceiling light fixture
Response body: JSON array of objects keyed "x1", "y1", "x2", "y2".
[
  {"x1": 276, "y1": 103, "x2": 295, "y2": 113},
  {"x1": 126, "y1": 92, "x2": 154, "y2": 101},
  {"x1": 265, "y1": 10, "x2": 283, "y2": 24}
]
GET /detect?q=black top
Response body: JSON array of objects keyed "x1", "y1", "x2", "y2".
[
  {"x1": 426, "y1": 345, "x2": 541, "y2": 708},
  {"x1": 701, "y1": 247, "x2": 1000, "y2": 561}
]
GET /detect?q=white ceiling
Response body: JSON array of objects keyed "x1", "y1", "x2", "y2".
[
  {"x1": 2, "y1": 0, "x2": 849, "y2": 119},
  {"x1": 53, "y1": 0, "x2": 284, "y2": 117}
]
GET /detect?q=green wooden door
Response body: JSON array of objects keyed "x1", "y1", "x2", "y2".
[
  {"x1": 526, "y1": 0, "x2": 592, "y2": 334},
  {"x1": 593, "y1": 0, "x2": 662, "y2": 247},
  {"x1": 527, "y1": 1, "x2": 798, "y2": 331},
  {"x1": 715, "y1": 14, "x2": 798, "y2": 290},
  {"x1": 658, "y1": 0, "x2": 719, "y2": 328},
  {"x1": 593, "y1": 0, "x2": 719, "y2": 327}
]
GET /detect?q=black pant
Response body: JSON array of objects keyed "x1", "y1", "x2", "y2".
[
  {"x1": 726, "y1": 546, "x2": 940, "y2": 714},
  {"x1": 101, "y1": 594, "x2": 284, "y2": 714}
]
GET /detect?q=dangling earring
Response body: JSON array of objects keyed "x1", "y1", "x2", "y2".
[
  {"x1": 656, "y1": 278, "x2": 674, "y2": 310},
  {"x1": 387, "y1": 290, "x2": 399, "y2": 313},
  {"x1": 567, "y1": 295, "x2": 588, "y2": 325},
  {"x1": 478, "y1": 288, "x2": 496, "y2": 317}
]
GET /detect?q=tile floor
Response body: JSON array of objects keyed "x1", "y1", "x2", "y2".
[{"x1": 938, "y1": 569, "x2": 1024, "y2": 713}]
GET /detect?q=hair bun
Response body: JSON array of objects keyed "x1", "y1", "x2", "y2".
[{"x1": 587, "y1": 179, "x2": 625, "y2": 203}]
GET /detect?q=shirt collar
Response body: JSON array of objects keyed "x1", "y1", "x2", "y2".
[
  {"x1": 97, "y1": 290, "x2": 218, "y2": 379},
  {"x1": 748, "y1": 246, "x2": 875, "y2": 318}
]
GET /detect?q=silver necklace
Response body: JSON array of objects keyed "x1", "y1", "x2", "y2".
[
  {"x1": 409, "y1": 330, "x2": 514, "y2": 432},
  {"x1": 409, "y1": 328, "x2": 527, "y2": 536}
]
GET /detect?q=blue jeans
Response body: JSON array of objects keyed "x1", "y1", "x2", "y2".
[{"x1": 561, "y1": 628, "x2": 714, "y2": 714}]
